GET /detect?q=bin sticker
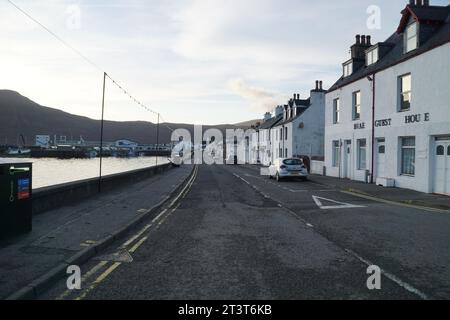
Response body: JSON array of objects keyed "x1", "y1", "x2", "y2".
[{"x1": 17, "y1": 178, "x2": 30, "y2": 200}]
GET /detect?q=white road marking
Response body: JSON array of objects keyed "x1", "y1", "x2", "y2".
[
  {"x1": 312, "y1": 195, "x2": 366, "y2": 210},
  {"x1": 344, "y1": 248, "x2": 429, "y2": 300}
]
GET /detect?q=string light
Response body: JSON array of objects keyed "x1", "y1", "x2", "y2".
[{"x1": 7, "y1": 0, "x2": 175, "y2": 133}]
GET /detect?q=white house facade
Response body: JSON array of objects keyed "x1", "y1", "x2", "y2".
[
  {"x1": 324, "y1": 1, "x2": 450, "y2": 194},
  {"x1": 271, "y1": 81, "x2": 326, "y2": 163}
]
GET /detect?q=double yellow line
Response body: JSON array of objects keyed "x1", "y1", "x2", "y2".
[{"x1": 57, "y1": 165, "x2": 198, "y2": 300}]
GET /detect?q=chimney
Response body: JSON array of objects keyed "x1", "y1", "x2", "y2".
[
  {"x1": 319, "y1": 81, "x2": 323, "y2": 90},
  {"x1": 315, "y1": 80, "x2": 319, "y2": 90},
  {"x1": 351, "y1": 34, "x2": 372, "y2": 60},
  {"x1": 263, "y1": 112, "x2": 272, "y2": 122}
]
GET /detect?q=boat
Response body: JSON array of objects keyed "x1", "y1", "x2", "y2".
[{"x1": 7, "y1": 147, "x2": 31, "y2": 156}]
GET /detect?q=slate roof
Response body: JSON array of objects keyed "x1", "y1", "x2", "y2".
[
  {"x1": 258, "y1": 114, "x2": 283, "y2": 130},
  {"x1": 328, "y1": 4, "x2": 450, "y2": 93}
]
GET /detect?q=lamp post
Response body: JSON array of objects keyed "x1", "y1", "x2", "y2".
[{"x1": 98, "y1": 72, "x2": 106, "y2": 193}]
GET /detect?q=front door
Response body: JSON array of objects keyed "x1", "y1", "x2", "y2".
[
  {"x1": 376, "y1": 138, "x2": 386, "y2": 179},
  {"x1": 433, "y1": 140, "x2": 450, "y2": 195},
  {"x1": 344, "y1": 140, "x2": 352, "y2": 179}
]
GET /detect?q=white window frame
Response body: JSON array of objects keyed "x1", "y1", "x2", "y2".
[
  {"x1": 398, "y1": 73, "x2": 412, "y2": 112},
  {"x1": 352, "y1": 91, "x2": 361, "y2": 121},
  {"x1": 366, "y1": 48, "x2": 378, "y2": 66},
  {"x1": 343, "y1": 62, "x2": 353, "y2": 77},
  {"x1": 357, "y1": 139, "x2": 367, "y2": 170},
  {"x1": 400, "y1": 137, "x2": 416, "y2": 176},
  {"x1": 333, "y1": 98, "x2": 340, "y2": 124},
  {"x1": 404, "y1": 22, "x2": 418, "y2": 53},
  {"x1": 332, "y1": 141, "x2": 340, "y2": 167}
]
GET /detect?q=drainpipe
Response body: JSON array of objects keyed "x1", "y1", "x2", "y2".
[{"x1": 370, "y1": 73, "x2": 376, "y2": 184}]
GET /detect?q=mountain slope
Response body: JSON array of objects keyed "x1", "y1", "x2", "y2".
[{"x1": 0, "y1": 90, "x2": 243, "y2": 145}]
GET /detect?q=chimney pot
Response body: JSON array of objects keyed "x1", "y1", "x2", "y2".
[
  {"x1": 319, "y1": 81, "x2": 323, "y2": 90},
  {"x1": 356, "y1": 35, "x2": 361, "y2": 44},
  {"x1": 409, "y1": 0, "x2": 414, "y2": 5},
  {"x1": 361, "y1": 35, "x2": 366, "y2": 45},
  {"x1": 315, "y1": 80, "x2": 319, "y2": 90},
  {"x1": 366, "y1": 35, "x2": 371, "y2": 45}
]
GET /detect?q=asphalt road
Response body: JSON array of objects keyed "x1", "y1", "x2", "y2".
[{"x1": 42, "y1": 164, "x2": 450, "y2": 300}]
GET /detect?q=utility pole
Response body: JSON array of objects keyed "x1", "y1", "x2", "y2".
[
  {"x1": 155, "y1": 113, "x2": 160, "y2": 167},
  {"x1": 98, "y1": 72, "x2": 107, "y2": 193}
]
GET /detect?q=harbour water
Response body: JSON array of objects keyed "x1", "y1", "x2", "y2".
[{"x1": 0, "y1": 157, "x2": 169, "y2": 189}]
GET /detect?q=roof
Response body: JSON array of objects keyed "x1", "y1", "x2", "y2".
[
  {"x1": 328, "y1": 4, "x2": 450, "y2": 93},
  {"x1": 288, "y1": 97, "x2": 310, "y2": 108},
  {"x1": 276, "y1": 107, "x2": 308, "y2": 126},
  {"x1": 398, "y1": 5, "x2": 450, "y2": 32},
  {"x1": 258, "y1": 114, "x2": 283, "y2": 130}
]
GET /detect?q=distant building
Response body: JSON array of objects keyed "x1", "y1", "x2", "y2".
[
  {"x1": 35, "y1": 135, "x2": 51, "y2": 148},
  {"x1": 324, "y1": 1, "x2": 450, "y2": 194},
  {"x1": 249, "y1": 81, "x2": 326, "y2": 166},
  {"x1": 271, "y1": 81, "x2": 326, "y2": 163}
]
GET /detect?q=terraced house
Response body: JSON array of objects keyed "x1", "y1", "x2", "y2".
[
  {"x1": 249, "y1": 81, "x2": 326, "y2": 167},
  {"x1": 324, "y1": 0, "x2": 450, "y2": 194}
]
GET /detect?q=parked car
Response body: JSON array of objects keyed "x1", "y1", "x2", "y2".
[{"x1": 268, "y1": 158, "x2": 308, "y2": 182}]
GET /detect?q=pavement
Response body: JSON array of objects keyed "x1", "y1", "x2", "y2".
[
  {"x1": 37, "y1": 164, "x2": 450, "y2": 300},
  {"x1": 306, "y1": 173, "x2": 450, "y2": 211},
  {"x1": 0, "y1": 164, "x2": 193, "y2": 299}
]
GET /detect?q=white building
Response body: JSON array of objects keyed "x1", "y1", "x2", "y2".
[
  {"x1": 271, "y1": 81, "x2": 326, "y2": 164},
  {"x1": 249, "y1": 81, "x2": 326, "y2": 166},
  {"x1": 251, "y1": 111, "x2": 282, "y2": 166},
  {"x1": 324, "y1": 1, "x2": 450, "y2": 194}
]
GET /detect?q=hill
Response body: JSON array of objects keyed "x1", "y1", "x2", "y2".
[{"x1": 0, "y1": 90, "x2": 245, "y2": 146}]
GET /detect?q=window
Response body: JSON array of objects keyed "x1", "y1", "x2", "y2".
[
  {"x1": 398, "y1": 74, "x2": 411, "y2": 111},
  {"x1": 357, "y1": 139, "x2": 367, "y2": 170},
  {"x1": 436, "y1": 145, "x2": 444, "y2": 155},
  {"x1": 352, "y1": 91, "x2": 361, "y2": 120},
  {"x1": 332, "y1": 141, "x2": 340, "y2": 167},
  {"x1": 448, "y1": 146, "x2": 450, "y2": 156},
  {"x1": 401, "y1": 137, "x2": 415, "y2": 175},
  {"x1": 366, "y1": 48, "x2": 378, "y2": 65},
  {"x1": 333, "y1": 98, "x2": 340, "y2": 124},
  {"x1": 285, "y1": 148, "x2": 288, "y2": 158},
  {"x1": 343, "y1": 62, "x2": 353, "y2": 77},
  {"x1": 285, "y1": 127, "x2": 288, "y2": 140},
  {"x1": 405, "y1": 22, "x2": 418, "y2": 53},
  {"x1": 284, "y1": 159, "x2": 303, "y2": 165},
  {"x1": 280, "y1": 128, "x2": 283, "y2": 140}
]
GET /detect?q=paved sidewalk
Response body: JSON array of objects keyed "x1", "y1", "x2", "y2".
[
  {"x1": 242, "y1": 164, "x2": 450, "y2": 211},
  {"x1": 0, "y1": 165, "x2": 193, "y2": 299},
  {"x1": 308, "y1": 174, "x2": 450, "y2": 211}
]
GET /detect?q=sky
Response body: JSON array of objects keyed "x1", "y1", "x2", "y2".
[{"x1": 1, "y1": 0, "x2": 448, "y2": 125}]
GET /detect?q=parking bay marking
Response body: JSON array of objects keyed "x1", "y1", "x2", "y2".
[{"x1": 312, "y1": 195, "x2": 366, "y2": 210}]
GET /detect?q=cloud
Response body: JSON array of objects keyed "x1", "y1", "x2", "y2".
[{"x1": 228, "y1": 79, "x2": 286, "y2": 113}]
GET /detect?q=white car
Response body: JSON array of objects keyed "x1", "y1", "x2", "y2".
[{"x1": 268, "y1": 158, "x2": 308, "y2": 182}]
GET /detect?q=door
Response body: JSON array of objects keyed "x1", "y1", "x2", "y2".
[
  {"x1": 376, "y1": 138, "x2": 386, "y2": 179},
  {"x1": 433, "y1": 140, "x2": 450, "y2": 195},
  {"x1": 344, "y1": 140, "x2": 352, "y2": 179}
]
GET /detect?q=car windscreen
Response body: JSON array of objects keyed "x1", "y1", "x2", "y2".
[{"x1": 283, "y1": 159, "x2": 303, "y2": 166}]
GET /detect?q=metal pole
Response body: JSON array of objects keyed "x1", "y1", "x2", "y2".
[
  {"x1": 155, "y1": 113, "x2": 160, "y2": 167},
  {"x1": 98, "y1": 72, "x2": 106, "y2": 193},
  {"x1": 370, "y1": 73, "x2": 376, "y2": 184}
]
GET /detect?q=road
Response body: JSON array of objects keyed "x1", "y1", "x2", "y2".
[{"x1": 42, "y1": 164, "x2": 450, "y2": 300}]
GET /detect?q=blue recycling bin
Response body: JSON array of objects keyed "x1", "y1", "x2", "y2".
[{"x1": 0, "y1": 162, "x2": 32, "y2": 239}]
